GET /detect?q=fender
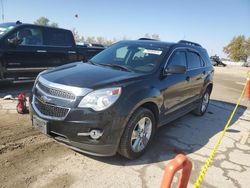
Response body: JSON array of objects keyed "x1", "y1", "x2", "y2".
[{"x1": 117, "y1": 85, "x2": 163, "y2": 134}]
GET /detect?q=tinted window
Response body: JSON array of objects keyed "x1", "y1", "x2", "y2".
[
  {"x1": 9, "y1": 27, "x2": 43, "y2": 46},
  {"x1": 168, "y1": 51, "x2": 187, "y2": 67},
  {"x1": 44, "y1": 29, "x2": 74, "y2": 47},
  {"x1": 200, "y1": 57, "x2": 205, "y2": 67},
  {"x1": 199, "y1": 49, "x2": 211, "y2": 66},
  {"x1": 187, "y1": 52, "x2": 201, "y2": 69}
]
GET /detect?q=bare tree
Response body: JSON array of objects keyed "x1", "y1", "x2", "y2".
[
  {"x1": 144, "y1": 33, "x2": 151, "y2": 38},
  {"x1": 143, "y1": 33, "x2": 160, "y2": 40},
  {"x1": 86, "y1": 36, "x2": 96, "y2": 44},
  {"x1": 72, "y1": 28, "x2": 84, "y2": 43},
  {"x1": 151, "y1": 34, "x2": 160, "y2": 40},
  {"x1": 96, "y1": 37, "x2": 105, "y2": 44}
]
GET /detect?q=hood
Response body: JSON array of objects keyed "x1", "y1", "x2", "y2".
[{"x1": 41, "y1": 62, "x2": 145, "y2": 89}]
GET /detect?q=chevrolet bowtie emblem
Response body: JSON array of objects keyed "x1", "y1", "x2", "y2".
[{"x1": 40, "y1": 95, "x2": 51, "y2": 103}]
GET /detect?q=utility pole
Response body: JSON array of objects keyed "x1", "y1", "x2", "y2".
[{"x1": 1, "y1": 0, "x2": 4, "y2": 22}]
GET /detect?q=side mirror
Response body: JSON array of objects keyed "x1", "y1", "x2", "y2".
[
  {"x1": 7, "y1": 37, "x2": 22, "y2": 47},
  {"x1": 164, "y1": 65, "x2": 186, "y2": 75}
]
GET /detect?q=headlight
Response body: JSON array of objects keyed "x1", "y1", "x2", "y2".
[{"x1": 78, "y1": 87, "x2": 122, "y2": 111}]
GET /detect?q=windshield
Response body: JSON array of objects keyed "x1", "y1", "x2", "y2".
[
  {"x1": 0, "y1": 23, "x2": 16, "y2": 36},
  {"x1": 90, "y1": 41, "x2": 169, "y2": 73}
]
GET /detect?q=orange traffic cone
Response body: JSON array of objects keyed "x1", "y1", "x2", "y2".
[
  {"x1": 245, "y1": 71, "x2": 250, "y2": 101},
  {"x1": 160, "y1": 154, "x2": 192, "y2": 188}
]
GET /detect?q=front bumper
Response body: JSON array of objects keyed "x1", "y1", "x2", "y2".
[{"x1": 30, "y1": 102, "x2": 126, "y2": 156}]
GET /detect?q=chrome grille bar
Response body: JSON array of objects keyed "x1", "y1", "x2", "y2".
[
  {"x1": 32, "y1": 96, "x2": 70, "y2": 120},
  {"x1": 37, "y1": 81, "x2": 75, "y2": 100}
]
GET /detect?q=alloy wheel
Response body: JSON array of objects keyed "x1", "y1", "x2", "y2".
[
  {"x1": 201, "y1": 92, "x2": 209, "y2": 112},
  {"x1": 130, "y1": 117, "x2": 152, "y2": 152}
]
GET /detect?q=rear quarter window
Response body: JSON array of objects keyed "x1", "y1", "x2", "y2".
[
  {"x1": 187, "y1": 51, "x2": 201, "y2": 69},
  {"x1": 44, "y1": 29, "x2": 74, "y2": 47},
  {"x1": 199, "y1": 49, "x2": 211, "y2": 67}
]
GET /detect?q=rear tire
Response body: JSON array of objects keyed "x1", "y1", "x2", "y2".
[
  {"x1": 192, "y1": 89, "x2": 210, "y2": 116},
  {"x1": 118, "y1": 107, "x2": 156, "y2": 159}
]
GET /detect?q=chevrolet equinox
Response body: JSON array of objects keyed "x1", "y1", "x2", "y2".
[{"x1": 30, "y1": 39, "x2": 214, "y2": 159}]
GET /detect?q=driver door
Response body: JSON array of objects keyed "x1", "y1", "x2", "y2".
[
  {"x1": 3, "y1": 26, "x2": 48, "y2": 78},
  {"x1": 160, "y1": 49, "x2": 189, "y2": 115}
]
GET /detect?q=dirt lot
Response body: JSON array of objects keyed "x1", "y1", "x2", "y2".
[{"x1": 0, "y1": 66, "x2": 249, "y2": 188}]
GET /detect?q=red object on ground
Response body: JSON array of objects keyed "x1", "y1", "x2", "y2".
[
  {"x1": 160, "y1": 154, "x2": 192, "y2": 188},
  {"x1": 245, "y1": 71, "x2": 250, "y2": 101},
  {"x1": 16, "y1": 92, "x2": 28, "y2": 114}
]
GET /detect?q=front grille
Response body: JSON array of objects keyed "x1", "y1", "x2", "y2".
[
  {"x1": 34, "y1": 97, "x2": 69, "y2": 118},
  {"x1": 37, "y1": 81, "x2": 75, "y2": 100}
]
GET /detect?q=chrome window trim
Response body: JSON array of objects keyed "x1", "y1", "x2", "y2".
[
  {"x1": 18, "y1": 44, "x2": 73, "y2": 48},
  {"x1": 39, "y1": 76, "x2": 93, "y2": 96},
  {"x1": 32, "y1": 96, "x2": 70, "y2": 121},
  {"x1": 163, "y1": 47, "x2": 188, "y2": 71},
  {"x1": 41, "y1": 45, "x2": 73, "y2": 48},
  {"x1": 163, "y1": 47, "x2": 208, "y2": 73}
]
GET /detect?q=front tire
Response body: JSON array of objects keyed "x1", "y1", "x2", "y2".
[
  {"x1": 192, "y1": 89, "x2": 210, "y2": 116},
  {"x1": 119, "y1": 108, "x2": 156, "y2": 159}
]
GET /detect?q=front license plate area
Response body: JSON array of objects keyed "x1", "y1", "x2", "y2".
[{"x1": 33, "y1": 115, "x2": 48, "y2": 134}]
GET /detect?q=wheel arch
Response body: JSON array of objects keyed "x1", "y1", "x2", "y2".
[
  {"x1": 140, "y1": 102, "x2": 159, "y2": 124},
  {"x1": 206, "y1": 83, "x2": 213, "y2": 94},
  {"x1": 117, "y1": 101, "x2": 160, "y2": 158}
]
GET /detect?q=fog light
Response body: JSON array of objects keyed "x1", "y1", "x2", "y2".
[
  {"x1": 89, "y1": 130, "x2": 103, "y2": 139},
  {"x1": 77, "y1": 129, "x2": 103, "y2": 140}
]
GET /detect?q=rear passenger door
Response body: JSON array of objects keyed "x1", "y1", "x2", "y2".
[
  {"x1": 43, "y1": 28, "x2": 77, "y2": 67},
  {"x1": 186, "y1": 50, "x2": 206, "y2": 101}
]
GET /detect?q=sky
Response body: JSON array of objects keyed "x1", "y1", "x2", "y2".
[{"x1": 1, "y1": 0, "x2": 250, "y2": 57}]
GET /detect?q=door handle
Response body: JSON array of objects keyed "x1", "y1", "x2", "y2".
[
  {"x1": 37, "y1": 50, "x2": 47, "y2": 53},
  {"x1": 68, "y1": 51, "x2": 76, "y2": 54},
  {"x1": 186, "y1": 76, "x2": 190, "y2": 82}
]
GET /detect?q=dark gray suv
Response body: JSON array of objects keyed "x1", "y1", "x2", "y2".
[{"x1": 30, "y1": 39, "x2": 214, "y2": 159}]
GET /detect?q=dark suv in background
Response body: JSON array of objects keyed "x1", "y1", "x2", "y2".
[{"x1": 30, "y1": 39, "x2": 214, "y2": 159}]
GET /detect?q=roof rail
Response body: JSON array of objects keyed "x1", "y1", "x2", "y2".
[
  {"x1": 138, "y1": 38, "x2": 158, "y2": 41},
  {"x1": 178, "y1": 40, "x2": 202, "y2": 47}
]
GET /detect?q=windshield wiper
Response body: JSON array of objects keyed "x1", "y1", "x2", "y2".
[
  {"x1": 87, "y1": 60, "x2": 96, "y2": 65},
  {"x1": 99, "y1": 63, "x2": 132, "y2": 72}
]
